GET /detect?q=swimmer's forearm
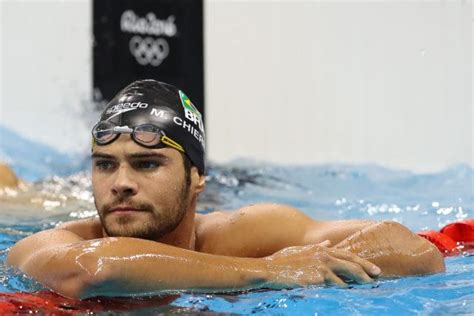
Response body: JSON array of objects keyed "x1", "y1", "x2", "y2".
[
  {"x1": 47, "y1": 237, "x2": 270, "y2": 298},
  {"x1": 79, "y1": 237, "x2": 382, "y2": 297},
  {"x1": 9, "y1": 231, "x2": 385, "y2": 298},
  {"x1": 7, "y1": 231, "x2": 271, "y2": 299},
  {"x1": 334, "y1": 221, "x2": 445, "y2": 276}
]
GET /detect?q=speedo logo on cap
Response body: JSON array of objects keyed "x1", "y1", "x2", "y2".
[{"x1": 106, "y1": 101, "x2": 149, "y2": 115}]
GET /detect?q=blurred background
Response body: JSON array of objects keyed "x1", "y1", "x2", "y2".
[
  {"x1": 0, "y1": 0, "x2": 472, "y2": 177},
  {"x1": 0, "y1": 4, "x2": 472, "y2": 312}
]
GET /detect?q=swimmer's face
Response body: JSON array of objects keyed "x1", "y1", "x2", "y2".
[{"x1": 91, "y1": 134, "x2": 204, "y2": 240}]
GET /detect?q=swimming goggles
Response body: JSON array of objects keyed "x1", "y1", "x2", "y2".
[{"x1": 92, "y1": 121, "x2": 185, "y2": 153}]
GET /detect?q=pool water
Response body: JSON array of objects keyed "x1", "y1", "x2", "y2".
[{"x1": 0, "y1": 147, "x2": 472, "y2": 313}]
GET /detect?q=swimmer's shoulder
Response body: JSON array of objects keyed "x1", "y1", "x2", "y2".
[
  {"x1": 194, "y1": 204, "x2": 294, "y2": 242},
  {"x1": 55, "y1": 217, "x2": 104, "y2": 240},
  {"x1": 195, "y1": 210, "x2": 230, "y2": 228},
  {"x1": 195, "y1": 203, "x2": 299, "y2": 230},
  {"x1": 0, "y1": 163, "x2": 19, "y2": 188},
  {"x1": 195, "y1": 209, "x2": 234, "y2": 237}
]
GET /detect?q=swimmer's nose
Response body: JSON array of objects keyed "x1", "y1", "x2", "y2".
[{"x1": 111, "y1": 166, "x2": 138, "y2": 197}]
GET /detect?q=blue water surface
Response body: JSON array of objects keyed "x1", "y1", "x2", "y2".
[
  {"x1": 0, "y1": 126, "x2": 472, "y2": 315},
  {"x1": 0, "y1": 125, "x2": 88, "y2": 181}
]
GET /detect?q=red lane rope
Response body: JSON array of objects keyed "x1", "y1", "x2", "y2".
[
  {"x1": 418, "y1": 219, "x2": 474, "y2": 256},
  {"x1": 0, "y1": 290, "x2": 178, "y2": 314}
]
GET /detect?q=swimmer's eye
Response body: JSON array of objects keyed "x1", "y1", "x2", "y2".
[
  {"x1": 94, "y1": 160, "x2": 116, "y2": 171},
  {"x1": 132, "y1": 160, "x2": 160, "y2": 170}
]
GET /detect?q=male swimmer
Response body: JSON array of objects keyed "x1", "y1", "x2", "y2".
[{"x1": 7, "y1": 80, "x2": 445, "y2": 299}]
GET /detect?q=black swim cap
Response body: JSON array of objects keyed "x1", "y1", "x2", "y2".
[{"x1": 97, "y1": 79, "x2": 206, "y2": 174}]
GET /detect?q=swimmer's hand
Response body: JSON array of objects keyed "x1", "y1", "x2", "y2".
[{"x1": 263, "y1": 241, "x2": 381, "y2": 286}]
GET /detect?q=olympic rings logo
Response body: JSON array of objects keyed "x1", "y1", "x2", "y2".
[{"x1": 129, "y1": 35, "x2": 169, "y2": 67}]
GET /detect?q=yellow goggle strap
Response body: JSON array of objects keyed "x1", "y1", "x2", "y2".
[{"x1": 161, "y1": 135, "x2": 185, "y2": 153}]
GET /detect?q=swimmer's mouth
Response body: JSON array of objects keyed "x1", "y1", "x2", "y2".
[{"x1": 109, "y1": 206, "x2": 143, "y2": 213}]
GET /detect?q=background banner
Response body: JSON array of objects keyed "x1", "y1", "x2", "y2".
[{"x1": 93, "y1": 0, "x2": 204, "y2": 115}]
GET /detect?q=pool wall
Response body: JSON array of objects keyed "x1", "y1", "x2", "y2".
[{"x1": 0, "y1": 0, "x2": 471, "y2": 173}]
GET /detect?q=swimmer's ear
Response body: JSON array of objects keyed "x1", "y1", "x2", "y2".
[{"x1": 191, "y1": 167, "x2": 206, "y2": 193}]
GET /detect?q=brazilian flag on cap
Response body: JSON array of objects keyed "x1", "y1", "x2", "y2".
[{"x1": 179, "y1": 90, "x2": 202, "y2": 119}]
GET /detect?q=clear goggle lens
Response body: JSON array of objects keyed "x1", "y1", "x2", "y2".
[{"x1": 92, "y1": 121, "x2": 184, "y2": 152}]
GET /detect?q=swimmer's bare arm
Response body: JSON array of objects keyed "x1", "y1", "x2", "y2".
[
  {"x1": 7, "y1": 228, "x2": 380, "y2": 299},
  {"x1": 196, "y1": 204, "x2": 375, "y2": 256},
  {"x1": 197, "y1": 204, "x2": 445, "y2": 276},
  {"x1": 334, "y1": 221, "x2": 445, "y2": 276}
]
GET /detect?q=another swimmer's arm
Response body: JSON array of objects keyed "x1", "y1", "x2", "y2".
[
  {"x1": 7, "y1": 229, "x2": 380, "y2": 299},
  {"x1": 334, "y1": 221, "x2": 446, "y2": 276}
]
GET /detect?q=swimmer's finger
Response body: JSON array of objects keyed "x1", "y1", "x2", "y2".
[
  {"x1": 323, "y1": 269, "x2": 347, "y2": 286},
  {"x1": 330, "y1": 258, "x2": 374, "y2": 284},
  {"x1": 318, "y1": 240, "x2": 331, "y2": 247},
  {"x1": 326, "y1": 248, "x2": 381, "y2": 278}
]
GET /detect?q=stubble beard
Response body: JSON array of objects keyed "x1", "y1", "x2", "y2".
[{"x1": 95, "y1": 179, "x2": 191, "y2": 240}]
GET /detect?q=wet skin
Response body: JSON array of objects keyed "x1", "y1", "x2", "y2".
[{"x1": 5, "y1": 135, "x2": 445, "y2": 298}]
